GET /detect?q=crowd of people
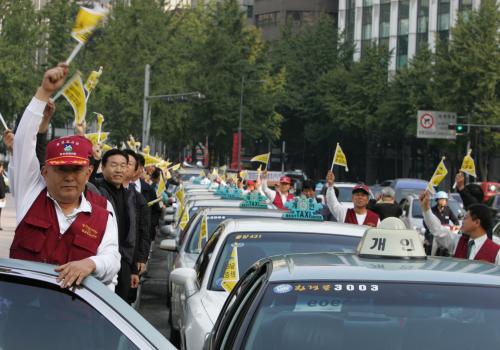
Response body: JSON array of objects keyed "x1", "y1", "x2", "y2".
[{"x1": 3, "y1": 63, "x2": 500, "y2": 305}]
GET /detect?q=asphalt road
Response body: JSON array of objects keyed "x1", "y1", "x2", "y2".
[{"x1": 0, "y1": 194, "x2": 175, "y2": 344}]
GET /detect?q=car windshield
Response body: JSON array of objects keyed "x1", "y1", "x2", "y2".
[
  {"x1": 411, "y1": 199, "x2": 462, "y2": 220},
  {"x1": 187, "y1": 215, "x2": 248, "y2": 253},
  {"x1": 0, "y1": 276, "x2": 139, "y2": 350},
  {"x1": 337, "y1": 187, "x2": 354, "y2": 202},
  {"x1": 210, "y1": 233, "x2": 360, "y2": 291},
  {"x1": 396, "y1": 188, "x2": 424, "y2": 202},
  {"x1": 243, "y1": 281, "x2": 500, "y2": 350}
]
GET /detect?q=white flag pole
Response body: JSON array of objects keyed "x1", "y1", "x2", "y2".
[
  {"x1": 65, "y1": 42, "x2": 84, "y2": 65},
  {"x1": 0, "y1": 113, "x2": 9, "y2": 130}
]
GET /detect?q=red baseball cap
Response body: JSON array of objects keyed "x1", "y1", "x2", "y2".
[
  {"x1": 280, "y1": 176, "x2": 292, "y2": 184},
  {"x1": 247, "y1": 180, "x2": 255, "y2": 186},
  {"x1": 352, "y1": 184, "x2": 370, "y2": 195},
  {"x1": 45, "y1": 135, "x2": 93, "y2": 166}
]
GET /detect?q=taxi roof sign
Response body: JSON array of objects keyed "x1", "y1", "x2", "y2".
[
  {"x1": 357, "y1": 218, "x2": 426, "y2": 260},
  {"x1": 240, "y1": 192, "x2": 268, "y2": 209},
  {"x1": 282, "y1": 196, "x2": 324, "y2": 221}
]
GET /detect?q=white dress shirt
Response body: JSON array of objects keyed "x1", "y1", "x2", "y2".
[
  {"x1": 261, "y1": 179, "x2": 290, "y2": 206},
  {"x1": 12, "y1": 97, "x2": 121, "y2": 287},
  {"x1": 423, "y1": 208, "x2": 500, "y2": 264},
  {"x1": 133, "y1": 179, "x2": 142, "y2": 193}
]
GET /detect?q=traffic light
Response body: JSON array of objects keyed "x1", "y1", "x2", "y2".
[{"x1": 456, "y1": 124, "x2": 466, "y2": 134}]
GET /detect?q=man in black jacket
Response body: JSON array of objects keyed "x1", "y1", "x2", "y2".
[
  {"x1": 133, "y1": 154, "x2": 161, "y2": 241},
  {"x1": 92, "y1": 149, "x2": 137, "y2": 301}
]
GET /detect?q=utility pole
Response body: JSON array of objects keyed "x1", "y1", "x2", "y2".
[
  {"x1": 142, "y1": 64, "x2": 150, "y2": 146},
  {"x1": 238, "y1": 76, "x2": 245, "y2": 171}
]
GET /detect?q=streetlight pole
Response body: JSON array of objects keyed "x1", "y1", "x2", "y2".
[
  {"x1": 142, "y1": 64, "x2": 150, "y2": 146},
  {"x1": 238, "y1": 76, "x2": 245, "y2": 171}
]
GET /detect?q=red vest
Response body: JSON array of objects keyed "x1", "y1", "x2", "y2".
[
  {"x1": 273, "y1": 192, "x2": 294, "y2": 210},
  {"x1": 85, "y1": 188, "x2": 108, "y2": 209},
  {"x1": 454, "y1": 235, "x2": 500, "y2": 263},
  {"x1": 345, "y1": 208, "x2": 379, "y2": 227},
  {"x1": 10, "y1": 189, "x2": 108, "y2": 265}
]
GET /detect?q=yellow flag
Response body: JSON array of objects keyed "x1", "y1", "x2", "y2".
[
  {"x1": 127, "y1": 135, "x2": 140, "y2": 151},
  {"x1": 198, "y1": 212, "x2": 208, "y2": 251},
  {"x1": 143, "y1": 154, "x2": 163, "y2": 167},
  {"x1": 250, "y1": 152, "x2": 270, "y2": 165},
  {"x1": 221, "y1": 173, "x2": 227, "y2": 182},
  {"x1": 331, "y1": 143, "x2": 348, "y2": 171},
  {"x1": 85, "y1": 132, "x2": 109, "y2": 145},
  {"x1": 84, "y1": 67, "x2": 103, "y2": 96},
  {"x1": 95, "y1": 112, "x2": 104, "y2": 143},
  {"x1": 239, "y1": 170, "x2": 248, "y2": 179},
  {"x1": 212, "y1": 168, "x2": 218, "y2": 177},
  {"x1": 71, "y1": 7, "x2": 106, "y2": 44},
  {"x1": 220, "y1": 165, "x2": 227, "y2": 173},
  {"x1": 102, "y1": 143, "x2": 112, "y2": 152},
  {"x1": 176, "y1": 188, "x2": 185, "y2": 205},
  {"x1": 156, "y1": 172, "x2": 166, "y2": 198},
  {"x1": 427, "y1": 157, "x2": 448, "y2": 193},
  {"x1": 221, "y1": 245, "x2": 240, "y2": 293},
  {"x1": 460, "y1": 149, "x2": 477, "y2": 177},
  {"x1": 170, "y1": 163, "x2": 181, "y2": 172},
  {"x1": 165, "y1": 169, "x2": 172, "y2": 180},
  {"x1": 143, "y1": 146, "x2": 151, "y2": 155},
  {"x1": 257, "y1": 164, "x2": 262, "y2": 178},
  {"x1": 199, "y1": 170, "x2": 206, "y2": 178},
  {"x1": 62, "y1": 72, "x2": 87, "y2": 124},
  {"x1": 179, "y1": 207, "x2": 189, "y2": 230}
]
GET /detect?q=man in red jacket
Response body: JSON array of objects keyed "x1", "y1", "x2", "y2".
[
  {"x1": 9, "y1": 64, "x2": 120, "y2": 289},
  {"x1": 325, "y1": 170, "x2": 379, "y2": 227},
  {"x1": 420, "y1": 191, "x2": 499, "y2": 263}
]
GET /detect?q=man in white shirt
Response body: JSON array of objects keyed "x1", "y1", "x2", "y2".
[
  {"x1": 325, "y1": 170, "x2": 380, "y2": 227},
  {"x1": 9, "y1": 64, "x2": 120, "y2": 289},
  {"x1": 420, "y1": 190, "x2": 500, "y2": 263},
  {"x1": 261, "y1": 171, "x2": 294, "y2": 210}
]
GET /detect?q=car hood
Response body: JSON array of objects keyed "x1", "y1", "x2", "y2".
[{"x1": 201, "y1": 290, "x2": 229, "y2": 325}]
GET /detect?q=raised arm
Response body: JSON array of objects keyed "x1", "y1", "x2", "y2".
[
  {"x1": 325, "y1": 170, "x2": 347, "y2": 222},
  {"x1": 13, "y1": 64, "x2": 68, "y2": 223}
]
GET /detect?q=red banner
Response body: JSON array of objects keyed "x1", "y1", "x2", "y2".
[{"x1": 230, "y1": 132, "x2": 240, "y2": 170}]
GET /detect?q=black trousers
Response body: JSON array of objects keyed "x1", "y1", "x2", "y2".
[{"x1": 115, "y1": 259, "x2": 131, "y2": 302}]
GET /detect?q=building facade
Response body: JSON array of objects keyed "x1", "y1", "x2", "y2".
[
  {"x1": 338, "y1": 0, "x2": 479, "y2": 70},
  {"x1": 253, "y1": 0, "x2": 338, "y2": 40}
]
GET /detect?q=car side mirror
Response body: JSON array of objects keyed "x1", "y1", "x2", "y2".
[
  {"x1": 458, "y1": 212, "x2": 465, "y2": 220},
  {"x1": 159, "y1": 239, "x2": 177, "y2": 252},
  {"x1": 170, "y1": 268, "x2": 197, "y2": 297}
]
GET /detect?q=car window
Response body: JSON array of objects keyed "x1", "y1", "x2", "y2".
[
  {"x1": 195, "y1": 226, "x2": 223, "y2": 285},
  {"x1": 0, "y1": 275, "x2": 139, "y2": 350},
  {"x1": 210, "y1": 232, "x2": 360, "y2": 291},
  {"x1": 186, "y1": 215, "x2": 250, "y2": 254},
  {"x1": 243, "y1": 281, "x2": 500, "y2": 350},
  {"x1": 412, "y1": 200, "x2": 423, "y2": 218},
  {"x1": 337, "y1": 187, "x2": 354, "y2": 202},
  {"x1": 179, "y1": 212, "x2": 201, "y2": 246}
]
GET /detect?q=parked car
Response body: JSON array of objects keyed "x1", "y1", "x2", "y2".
[
  {"x1": 399, "y1": 193, "x2": 464, "y2": 236},
  {"x1": 390, "y1": 178, "x2": 429, "y2": 203},
  {"x1": 169, "y1": 218, "x2": 367, "y2": 350},
  {"x1": 0, "y1": 259, "x2": 175, "y2": 350},
  {"x1": 204, "y1": 226, "x2": 500, "y2": 350},
  {"x1": 478, "y1": 182, "x2": 500, "y2": 203}
]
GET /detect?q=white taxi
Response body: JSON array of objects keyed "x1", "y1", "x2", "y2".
[{"x1": 170, "y1": 217, "x2": 367, "y2": 350}]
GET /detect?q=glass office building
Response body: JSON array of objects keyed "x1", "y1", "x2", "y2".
[{"x1": 337, "y1": 0, "x2": 482, "y2": 70}]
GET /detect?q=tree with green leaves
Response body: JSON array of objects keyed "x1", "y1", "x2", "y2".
[{"x1": 0, "y1": 0, "x2": 42, "y2": 125}]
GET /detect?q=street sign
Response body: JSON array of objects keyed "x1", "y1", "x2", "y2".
[{"x1": 417, "y1": 111, "x2": 457, "y2": 140}]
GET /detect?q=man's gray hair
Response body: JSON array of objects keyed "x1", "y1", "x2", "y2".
[{"x1": 381, "y1": 187, "x2": 395, "y2": 198}]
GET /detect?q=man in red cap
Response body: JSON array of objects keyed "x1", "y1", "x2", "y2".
[
  {"x1": 261, "y1": 170, "x2": 294, "y2": 210},
  {"x1": 325, "y1": 170, "x2": 379, "y2": 226},
  {"x1": 9, "y1": 64, "x2": 120, "y2": 289}
]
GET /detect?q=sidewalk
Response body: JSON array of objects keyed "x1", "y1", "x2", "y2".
[{"x1": 0, "y1": 194, "x2": 15, "y2": 258}]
